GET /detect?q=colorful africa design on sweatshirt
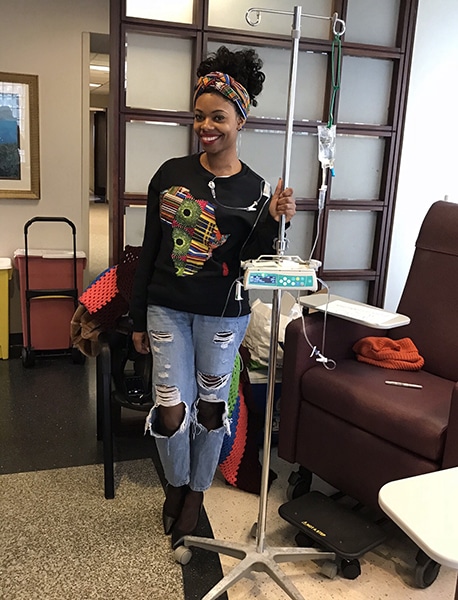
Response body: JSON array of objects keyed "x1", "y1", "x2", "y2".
[{"x1": 160, "y1": 186, "x2": 229, "y2": 276}]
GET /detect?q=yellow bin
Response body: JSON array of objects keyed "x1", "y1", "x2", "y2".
[{"x1": 0, "y1": 257, "x2": 12, "y2": 359}]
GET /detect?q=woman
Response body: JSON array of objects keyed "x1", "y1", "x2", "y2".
[{"x1": 130, "y1": 46, "x2": 296, "y2": 548}]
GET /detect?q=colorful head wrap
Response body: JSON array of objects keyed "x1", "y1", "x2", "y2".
[{"x1": 193, "y1": 71, "x2": 251, "y2": 120}]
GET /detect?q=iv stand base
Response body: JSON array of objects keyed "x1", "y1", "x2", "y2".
[{"x1": 178, "y1": 535, "x2": 335, "y2": 600}]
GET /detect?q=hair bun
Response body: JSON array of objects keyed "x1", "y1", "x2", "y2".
[{"x1": 196, "y1": 46, "x2": 265, "y2": 107}]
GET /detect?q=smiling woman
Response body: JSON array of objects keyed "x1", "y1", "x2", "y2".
[
  {"x1": 129, "y1": 45, "x2": 296, "y2": 550},
  {"x1": 193, "y1": 93, "x2": 243, "y2": 171},
  {"x1": 191, "y1": 47, "x2": 264, "y2": 179}
]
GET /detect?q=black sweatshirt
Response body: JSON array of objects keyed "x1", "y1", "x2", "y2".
[{"x1": 130, "y1": 153, "x2": 281, "y2": 331}]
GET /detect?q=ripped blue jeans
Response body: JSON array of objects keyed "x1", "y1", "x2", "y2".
[{"x1": 145, "y1": 305, "x2": 250, "y2": 492}]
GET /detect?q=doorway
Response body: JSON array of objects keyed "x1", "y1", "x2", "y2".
[{"x1": 88, "y1": 33, "x2": 110, "y2": 282}]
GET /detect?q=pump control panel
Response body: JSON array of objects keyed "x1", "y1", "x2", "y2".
[{"x1": 242, "y1": 256, "x2": 318, "y2": 291}]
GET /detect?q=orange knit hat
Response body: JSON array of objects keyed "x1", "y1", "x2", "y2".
[{"x1": 352, "y1": 336, "x2": 424, "y2": 370}]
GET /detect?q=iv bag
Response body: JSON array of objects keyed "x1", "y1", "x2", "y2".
[{"x1": 317, "y1": 125, "x2": 336, "y2": 167}]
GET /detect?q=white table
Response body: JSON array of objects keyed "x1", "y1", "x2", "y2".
[
  {"x1": 379, "y1": 468, "x2": 458, "y2": 597},
  {"x1": 300, "y1": 293, "x2": 410, "y2": 329}
]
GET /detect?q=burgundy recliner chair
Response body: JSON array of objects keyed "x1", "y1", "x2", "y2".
[{"x1": 278, "y1": 201, "x2": 458, "y2": 510}]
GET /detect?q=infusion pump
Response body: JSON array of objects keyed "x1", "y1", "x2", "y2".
[{"x1": 242, "y1": 256, "x2": 319, "y2": 291}]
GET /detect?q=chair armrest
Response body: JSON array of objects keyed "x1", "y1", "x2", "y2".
[
  {"x1": 442, "y1": 382, "x2": 458, "y2": 469},
  {"x1": 278, "y1": 311, "x2": 382, "y2": 463}
]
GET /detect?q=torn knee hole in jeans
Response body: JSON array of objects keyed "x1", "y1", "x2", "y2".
[
  {"x1": 145, "y1": 402, "x2": 188, "y2": 438},
  {"x1": 213, "y1": 331, "x2": 234, "y2": 349},
  {"x1": 192, "y1": 401, "x2": 230, "y2": 436}
]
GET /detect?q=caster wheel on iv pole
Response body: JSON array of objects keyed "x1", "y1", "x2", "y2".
[
  {"x1": 320, "y1": 560, "x2": 339, "y2": 580},
  {"x1": 250, "y1": 523, "x2": 258, "y2": 539},
  {"x1": 174, "y1": 544, "x2": 193, "y2": 566},
  {"x1": 319, "y1": 558, "x2": 361, "y2": 580}
]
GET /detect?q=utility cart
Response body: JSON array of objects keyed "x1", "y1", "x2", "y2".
[{"x1": 14, "y1": 217, "x2": 86, "y2": 367}]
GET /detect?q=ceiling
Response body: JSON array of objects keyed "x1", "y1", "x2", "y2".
[
  {"x1": 90, "y1": 52, "x2": 110, "y2": 96},
  {"x1": 89, "y1": 33, "x2": 110, "y2": 97}
]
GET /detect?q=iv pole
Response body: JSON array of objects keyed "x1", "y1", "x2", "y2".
[{"x1": 175, "y1": 7, "x2": 344, "y2": 600}]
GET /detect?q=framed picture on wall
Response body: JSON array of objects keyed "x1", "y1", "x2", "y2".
[{"x1": 0, "y1": 72, "x2": 40, "y2": 199}]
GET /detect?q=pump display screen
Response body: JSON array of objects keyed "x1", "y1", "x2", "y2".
[{"x1": 249, "y1": 273, "x2": 277, "y2": 285}]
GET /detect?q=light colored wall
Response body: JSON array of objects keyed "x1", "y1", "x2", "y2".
[
  {"x1": 384, "y1": 0, "x2": 458, "y2": 310},
  {"x1": 1, "y1": 0, "x2": 456, "y2": 334},
  {"x1": 0, "y1": 0, "x2": 109, "y2": 333}
]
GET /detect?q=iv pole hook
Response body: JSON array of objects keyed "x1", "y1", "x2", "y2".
[
  {"x1": 246, "y1": 7, "x2": 346, "y2": 35},
  {"x1": 246, "y1": 7, "x2": 295, "y2": 26},
  {"x1": 331, "y1": 12, "x2": 346, "y2": 36},
  {"x1": 245, "y1": 8, "x2": 261, "y2": 26}
]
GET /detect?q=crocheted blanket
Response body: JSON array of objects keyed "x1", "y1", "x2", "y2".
[
  {"x1": 219, "y1": 347, "x2": 277, "y2": 495},
  {"x1": 78, "y1": 245, "x2": 141, "y2": 331}
]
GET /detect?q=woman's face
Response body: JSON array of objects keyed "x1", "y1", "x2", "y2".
[{"x1": 193, "y1": 92, "x2": 244, "y2": 157}]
